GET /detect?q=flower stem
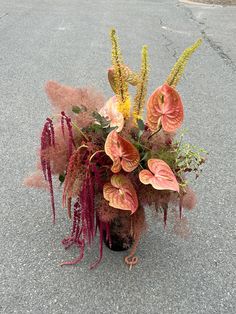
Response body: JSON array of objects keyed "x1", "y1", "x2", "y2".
[
  {"x1": 71, "y1": 122, "x2": 89, "y2": 141},
  {"x1": 89, "y1": 150, "x2": 105, "y2": 162},
  {"x1": 148, "y1": 125, "x2": 162, "y2": 140}
]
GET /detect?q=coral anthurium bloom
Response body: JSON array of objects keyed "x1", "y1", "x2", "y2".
[
  {"x1": 108, "y1": 67, "x2": 117, "y2": 93},
  {"x1": 146, "y1": 83, "x2": 184, "y2": 133},
  {"x1": 139, "y1": 159, "x2": 179, "y2": 193},
  {"x1": 99, "y1": 96, "x2": 124, "y2": 132},
  {"x1": 105, "y1": 130, "x2": 140, "y2": 173},
  {"x1": 103, "y1": 174, "x2": 138, "y2": 214}
]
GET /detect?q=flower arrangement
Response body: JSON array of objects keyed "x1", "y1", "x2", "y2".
[{"x1": 25, "y1": 29, "x2": 206, "y2": 269}]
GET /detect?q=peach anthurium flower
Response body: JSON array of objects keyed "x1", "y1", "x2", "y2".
[
  {"x1": 139, "y1": 159, "x2": 179, "y2": 193},
  {"x1": 108, "y1": 67, "x2": 116, "y2": 93},
  {"x1": 108, "y1": 66, "x2": 139, "y2": 93},
  {"x1": 147, "y1": 83, "x2": 184, "y2": 133},
  {"x1": 103, "y1": 174, "x2": 138, "y2": 214},
  {"x1": 99, "y1": 96, "x2": 124, "y2": 132},
  {"x1": 105, "y1": 130, "x2": 140, "y2": 173}
]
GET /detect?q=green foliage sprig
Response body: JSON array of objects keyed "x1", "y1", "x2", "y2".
[{"x1": 174, "y1": 130, "x2": 207, "y2": 185}]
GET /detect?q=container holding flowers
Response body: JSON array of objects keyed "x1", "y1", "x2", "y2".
[{"x1": 25, "y1": 29, "x2": 206, "y2": 269}]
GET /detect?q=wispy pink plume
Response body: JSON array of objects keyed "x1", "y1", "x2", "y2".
[
  {"x1": 23, "y1": 170, "x2": 48, "y2": 190},
  {"x1": 45, "y1": 81, "x2": 83, "y2": 112},
  {"x1": 182, "y1": 187, "x2": 197, "y2": 210},
  {"x1": 140, "y1": 129, "x2": 175, "y2": 151},
  {"x1": 45, "y1": 81, "x2": 105, "y2": 128},
  {"x1": 96, "y1": 197, "x2": 120, "y2": 223},
  {"x1": 173, "y1": 212, "x2": 191, "y2": 239}
]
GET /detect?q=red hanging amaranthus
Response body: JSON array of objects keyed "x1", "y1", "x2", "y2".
[
  {"x1": 40, "y1": 118, "x2": 56, "y2": 223},
  {"x1": 61, "y1": 153, "x2": 110, "y2": 268},
  {"x1": 61, "y1": 111, "x2": 76, "y2": 159},
  {"x1": 61, "y1": 200, "x2": 85, "y2": 265},
  {"x1": 62, "y1": 145, "x2": 87, "y2": 209},
  {"x1": 163, "y1": 205, "x2": 168, "y2": 228}
]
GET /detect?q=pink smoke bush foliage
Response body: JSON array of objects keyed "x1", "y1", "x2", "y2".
[
  {"x1": 23, "y1": 170, "x2": 49, "y2": 190},
  {"x1": 182, "y1": 187, "x2": 197, "y2": 210},
  {"x1": 45, "y1": 81, "x2": 105, "y2": 128}
]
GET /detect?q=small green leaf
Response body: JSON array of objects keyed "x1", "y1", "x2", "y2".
[
  {"x1": 106, "y1": 126, "x2": 118, "y2": 134},
  {"x1": 141, "y1": 151, "x2": 150, "y2": 162},
  {"x1": 90, "y1": 123, "x2": 103, "y2": 132},
  {"x1": 92, "y1": 112, "x2": 110, "y2": 127},
  {"x1": 72, "y1": 106, "x2": 82, "y2": 114},
  {"x1": 137, "y1": 119, "x2": 145, "y2": 131},
  {"x1": 178, "y1": 161, "x2": 186, "y2": 167},
  {"x1": 138, "y1": 130, "x2": 144, "y2": 139},
  {"x1": 59, "y1": 174, "x2": 65, "y2": 183}
]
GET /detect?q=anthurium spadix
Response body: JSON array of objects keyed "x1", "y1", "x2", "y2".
[
  {"x1": 103, "y1": 174, "x2": 138, "y2": 214},
  {"x1": 139, "y1": 159, "x2": 179, "y2": 193},
  {"x1": 146, "y1": 84, "x2": 184, "y2": 133}
]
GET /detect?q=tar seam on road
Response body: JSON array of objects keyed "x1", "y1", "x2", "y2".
[{"x1": 180, "y1": 4, "x2": 236, "y2": 72}]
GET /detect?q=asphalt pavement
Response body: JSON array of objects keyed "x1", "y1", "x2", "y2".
[{"x1": 0, "y1": 1, "x2": 236, "y2": 313}]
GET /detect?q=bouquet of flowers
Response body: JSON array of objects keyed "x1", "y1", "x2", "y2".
[{"x1": 25, "y1": 29, "x2": 206, "y2": 269}]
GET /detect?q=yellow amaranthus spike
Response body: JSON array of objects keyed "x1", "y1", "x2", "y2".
[
  {"x1": 110, "y1": 29, "x2": 130, "y2": 118},
  {"x1": 133, "y1": 45, "x2": 149, "y2": 123},
  {"x1": 166, "y1": 39, "x2": 202, "y2": 88}
]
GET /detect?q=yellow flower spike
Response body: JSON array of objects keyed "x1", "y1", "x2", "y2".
[
  {"x1": 133, "y1": 45, "x2": 149, "y2": 124},
  {"x1": 110, "y1": 28, "x2": 130, "y2": 118},
  {"x1": 118, "y1": 97, "x2": 131, "y2": 120},
  {"x1": 166, "y1": 38, "x2": 202, "y2": 88}
]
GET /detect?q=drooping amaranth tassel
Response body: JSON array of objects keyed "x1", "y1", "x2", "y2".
[{"x1": 40, "y1": 118, "x2": 56, "y2": 223}]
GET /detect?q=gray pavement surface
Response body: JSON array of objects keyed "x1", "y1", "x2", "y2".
[{"x1": 0, "y1": 0, "x2": 236, "y2": 313}]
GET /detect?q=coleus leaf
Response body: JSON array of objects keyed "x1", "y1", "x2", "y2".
[
  {"x1": 103, "y1": 174, "x2": 138, "y2": 214},
  {"x1": 139, "y1": 159, "x2": 179, "y2": 192},
  {"x1": 146, "y1": 83, "x2": 184, "y2": 133},
  {"x1": 105, "y1": 130, "x2": 140, "y2": 173}
]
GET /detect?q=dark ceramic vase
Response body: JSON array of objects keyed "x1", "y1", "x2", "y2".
[{"x1": 104, "y1": 217, "x2": 133, "y2": 251}]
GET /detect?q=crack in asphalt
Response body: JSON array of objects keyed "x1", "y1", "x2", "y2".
[
  {"x1": 181, "y1": 5, "x2": 236, "y2": 72},
  {"x1": 160, "y1": 18, "x2": 178, "y2": 60},
  {"x1": 0, "y1": 13, "x2": 8, "y2": 19}
]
